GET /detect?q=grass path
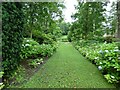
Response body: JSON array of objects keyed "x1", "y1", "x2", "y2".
[{"x1": 22, "y1": 42, "x2": 115, "y2": 88}]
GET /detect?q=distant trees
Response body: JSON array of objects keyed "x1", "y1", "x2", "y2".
[
  {"x1": 117, "y1": 1, "x2": 120, "y2": 49},
  {"x1": 70, "y1": 1, "x2": 106, "y2": 40},
  {"x1": 59, "y1": 22, "x2": 71, "y2": 35},
  {"x1": 117, "y1": 1, "x2": 120, "y2": 39},
  {"x1": 68, "y1": 1, "x2": 119, "y2": 43},
  {"x1": 106, "y1": 2, "x2": 117, "y2": 35},
  {"x1": 23, "y1": 2, "x2": 65, "y2": 44}
]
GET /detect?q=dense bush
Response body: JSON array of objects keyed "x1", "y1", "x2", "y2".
[
  {"x1": 2, "y1": 3, "x2": 24, "y2": 82},
  {"x1": 98, "y1": 46, "x2": 120, "y2": 83},
  {"x1": 74, "y1": 40, "x2": 120, "y2": 84},
  {"x1": 21, "y1": 38, "x2": 57, "y2": 59},
  {"x1": 32, "y1": 31, "x2": 56, "y2": 45},
  {"x1": 21, "y1": 38, "x2": 41, "y2": 59}
]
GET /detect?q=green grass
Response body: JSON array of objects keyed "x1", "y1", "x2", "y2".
[{"x1": 22, "y1": 42, "x2": 115, "y2": 88}]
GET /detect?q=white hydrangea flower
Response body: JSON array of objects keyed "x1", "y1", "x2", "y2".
[
  {"x1": 104, "y1": 41, "x2": 107, "y2": 44},
  {"x1": 118, "y1": 57, "x2": 120, "y2": 60},
  {"x1": 99, "y1": 50, "x2": 103, "y2": 54},
  {"x1": 114, "y1": 49, "x2": 119, "y2": 52},
  {"x1": 95, "y1": 57, "x2": 99, "y2": 60},
  {"x1": 111, "y1": 75, "x2": 115, "y2": 79},
  {"x1": 26, "y1": 40, "x2": 30, "y2": 42},
  {"x1": 37, "y1": 63, "x2": 40, "y2": 65},
  {"x1": 115, "y1": 47, "x2": 118, "y2": 49},
  {"x1": 105, "y1": 50, "x2": 109, "y2": 53},
  {"x1": 98, "y1": 66, "x2": 102, "y2": 70},
  {"x1": 0, "y1": 83, "x2": 3, "y2": 85},
  {"x1": 22, "y1": 44, "x2": 24, "y2": 47},
  {"x1": 25, "y1": 44, "x2": 30, "y2": 46},
  {"x1": 99, "y1": 62, "x2": 102, "y2": 64}
]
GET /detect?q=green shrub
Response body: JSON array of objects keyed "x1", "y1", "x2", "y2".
[
  {"x1": 2, "y1": 3, "x2": 24, "y2": 83},
  {"x1": 32, "y1": 32, "x2": 56, "y2": 45},
  {"x1": 98, "y1": 47, "x2": 120, "y2": 83},
  {"x1": 21, "y1": 38, "x2": 57, "y2": 59},
  {"x1": 43, "y1": 34, "x2": 56, "y2": 44},
  {"x1": 21, "y1": 38, "x2": 42, "y2": 59},
  {"x1": 74, "y1": 40, "x2": 120, "y2": 84}
]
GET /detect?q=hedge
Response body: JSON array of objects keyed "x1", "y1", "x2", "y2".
[{"x1": 2, "y1": 2, "x2": 24, "y2": 84}]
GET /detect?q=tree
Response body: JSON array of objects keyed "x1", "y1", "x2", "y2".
[
  {"x1": 116, "y1": 1, "x2": 120, "y2": 50},
  {"x1": 70, "y1": 1, "x2": 106, "y2": 40},
  {"x1": 59, "y1": 22, "x2": 71, "y2": 35},
  {"x1": 104, "y1": 2, "x2": 117, "y2": 35},
  {"x1": 23, "y1": 2, "x2": 65, "y2": 44}
]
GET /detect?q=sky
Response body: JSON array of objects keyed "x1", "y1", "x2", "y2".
[
  {"x1": 62, "y1": 0, "x2": 117, "y2": 23},
  {"x1": 62, "y1": 0, "x2": 78, "y2": 23}
]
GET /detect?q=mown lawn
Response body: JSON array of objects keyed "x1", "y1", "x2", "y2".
[{"x1": 22, "y1": 42, "x2": 115, "y2": 88}]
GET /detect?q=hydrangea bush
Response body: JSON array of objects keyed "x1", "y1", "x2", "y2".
[
  {"x1": 21, "y1": 38, "x2": 57, "y2": 59},
  {"x1": 73, "y1": 40, "x2": 120, "y2": 84}
]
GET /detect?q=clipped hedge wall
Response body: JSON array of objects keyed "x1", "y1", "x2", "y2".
[{"x1": 2, "y1": 2, "x2": 24, "y2": 83}]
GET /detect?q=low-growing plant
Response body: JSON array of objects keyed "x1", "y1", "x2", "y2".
[
  {"x1": 10, "y1": 65, "x2": 26, "y2": 85},
  {"x1": 28, "y1": 58, "x2": 43, "y2": 68}
]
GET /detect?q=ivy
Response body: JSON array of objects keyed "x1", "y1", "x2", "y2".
[{"x1": 2, "y1": 2, "x2": 24, "y2": 84}]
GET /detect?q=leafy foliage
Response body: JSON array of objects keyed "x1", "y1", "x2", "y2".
[
  {"x1": 2, "y1": 2, "x2": 24, "y2": 82},
  {"x1": 70, "y1": 2, "x2": 106, "y2": 40},
  {"x1": 23, "y1": 2, "x2": 64, "y2": 41},
  {"x1": 59, "y1": 22, "x2": 70, "y2": 35},
  {"x1": 28, "y1": 58, "x2": 43, "y2": 68},
  {"x1": 21, "y1": 38, "x2": 57, "y2": 59},
  {"x1": 2, "y1": 2, "x2": 64, "y2": 88},
  {"x1": 74, "y1": 40, "x2": 120, "y2": 84},
  {"x1": 105, "y1": 2, "x2": 117, "y2": 35},
  {"x1": 22, "y1": 42, "x2": 114, "y2": 88}
]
